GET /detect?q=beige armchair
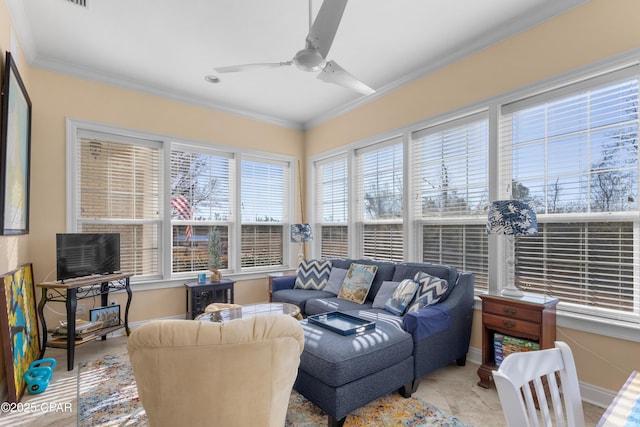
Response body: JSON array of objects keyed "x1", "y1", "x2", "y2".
[{"x1": 127, "y1": 315, "x2": 304, "y2": 427}]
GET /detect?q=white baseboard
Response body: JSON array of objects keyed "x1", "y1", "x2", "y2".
[{"x1": 467, "y1": 345, "x2": 613, "y2": 409}]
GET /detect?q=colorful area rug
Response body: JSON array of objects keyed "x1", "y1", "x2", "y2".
[{"x1": 78, "y1": 353, "x2": 471, "y2": 427}]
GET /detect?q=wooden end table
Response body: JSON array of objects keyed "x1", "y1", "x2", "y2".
[{"x1": 477, "y1": 291, "x2": 558, "y2": 388}]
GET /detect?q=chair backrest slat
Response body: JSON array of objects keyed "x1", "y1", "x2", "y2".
[{"x1": 493, "y1": 341, "x2": 586, "y2": 427}]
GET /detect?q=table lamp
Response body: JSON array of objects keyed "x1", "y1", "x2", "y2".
[
  {"x1": 290, "y1": 223, "x2": 313, "y2": 263},
  {"x1": 487, "y1": 200, "x2": 538, "y2": 297}
]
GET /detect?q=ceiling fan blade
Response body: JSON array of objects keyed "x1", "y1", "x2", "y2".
[
  {"x1": 306, "y1": 0, "x2": 347, "y2": 58},
  {"x1": 318, "y1": 60, "x2": 375, "y2": 95},
  {"x1": 214, "y1": 61, "x2": 292, "y2": 73}
]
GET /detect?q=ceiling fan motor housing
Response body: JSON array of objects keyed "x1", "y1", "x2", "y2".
[{"x1": 294, "y1": 47, "x2": 325, "y2": 72}]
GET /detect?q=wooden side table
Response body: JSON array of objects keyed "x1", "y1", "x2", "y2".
[
  {"x1": 477, "y1": 292, "x2": 558, "y2": 388},
  {"x1": 185, "y1": 279, "x2": 235, "y2": 319},
  {"x1": 37, "y1": 272, "x2": 133, "y2": 371}
]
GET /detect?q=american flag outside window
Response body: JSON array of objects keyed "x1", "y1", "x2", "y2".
[{"x1": 171, "y1": 196, "x2": 193, "y2": 241}]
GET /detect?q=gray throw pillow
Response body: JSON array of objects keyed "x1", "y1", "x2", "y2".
[
  {"x1": 372, "y1": 281, "x2": 400, "y2": 309},
  {"x1": 323, "y1": 267, "x2": 348, "y2": 295}
]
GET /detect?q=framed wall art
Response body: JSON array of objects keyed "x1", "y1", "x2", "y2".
[
  {"x1": 0, "y1": 51, "x2": 32, "y2": 235},
  {"x1": 0, "y1": 263, "x2": 40, "y2": 402},
  {"x1": 90, "y1": 305, "x2": 121, "y2": 328}
]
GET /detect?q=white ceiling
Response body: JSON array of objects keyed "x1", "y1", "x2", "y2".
[{"x1": 6, "y1": 0, "x2": 585, "y2": 129}]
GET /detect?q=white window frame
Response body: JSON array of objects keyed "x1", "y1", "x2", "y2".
[
  {"x1": 497, "y1": 64, "x2": 640, "y2": 326},
  {"x1": 312, "y1": 153, "x2": 350, "y2": 259},
  {"x1": 309, "y1": 49, "x2": 640, "y2": 342},
  {"x1": 66, "y1": 119, "x2": 297, "y2": 286}
]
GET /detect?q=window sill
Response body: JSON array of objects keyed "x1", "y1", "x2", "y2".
[
  {"x1": 473, "y1": 297, "x2": 640, "y2": 343},
  {"x1": 127, "y1": 270, "x2": 288, "y2": 292}
]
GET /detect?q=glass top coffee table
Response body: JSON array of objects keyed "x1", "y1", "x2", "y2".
[{"x1": 195, "y1": 302, "x2": 301, "y2": 322}]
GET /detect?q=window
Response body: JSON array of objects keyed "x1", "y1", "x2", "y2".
[
  {"x1": 411, "y1": 115, "x2": 489, "y2": 289},
  {"x1": 170, "y1": 147, "x2": 233, "y2": 273},
  {"x1": 69, "y1": 122, "x2": 295, "y2": 281},
  {"x1": 501, "y1": 68, "x2": 639, "y2": 323},
  {"x1": 240, "y1": 158, "x2": 289, "y2": 268},
  {"x1": 356, "y1": 138, "x2": 404, "y2": 262},
  {"x1": 315, "y1": 155, "x2": 349, "y2": 258},
  {"x1": 74, "y1": 131, "x2": 161, "y2": 280}
]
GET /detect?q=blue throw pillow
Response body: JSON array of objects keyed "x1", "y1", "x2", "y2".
[
  {"x1": 324, "y1": 267, "x2": 348, "y2": 295},
  {"x1": 294, "y1": 259, "x2": 332, "y2": 290},
  {"x1": 384, "y1": 279, "x2": 419, "y2": 316},
  {"x1": 406, "y1": 271, "x2": 449, "y2": 313},
  {"x1": 372, "y1": 281, "x2": 400, "y2": 309}
]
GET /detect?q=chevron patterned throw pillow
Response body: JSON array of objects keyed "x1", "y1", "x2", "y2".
[
  {"x1": 406, "y1": 271, "x2": 449, "y2": 313},
  {"x1": 294, "y1": 259, "x2": 333, "y2": 290}
]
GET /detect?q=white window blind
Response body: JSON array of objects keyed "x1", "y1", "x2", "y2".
[
  {"x1": 315, "y1": 155, "x2": 348, "y2": 258},
  {"x1": 170, "y1": 148, "x2": 233, "y2": 273},
  {"x1": 411, "y1": 114, "x2": 489, "y2": 289},
  {"x1": 241, "y1": 158, "x2": 289, "y2": 268},
  {"x1": 500, "y1": 69, "x2": 639, "y2": 323},
  {"x1": 76, "y1": 133, "x2": 161, "y2": 279},
  {"x1": 356, "y1": 138, "x2": 403, "y2": 262}
]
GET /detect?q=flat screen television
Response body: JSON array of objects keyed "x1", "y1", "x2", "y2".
[{"x1": 56, "y1": 233, "x2": 121, "y2": 281}]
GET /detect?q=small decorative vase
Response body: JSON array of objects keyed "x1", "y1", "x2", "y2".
[{"x1": 210, "y1": 268, "x2": 222, "y2": 283}]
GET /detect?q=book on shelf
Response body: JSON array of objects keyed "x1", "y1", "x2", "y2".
[
  {"x1": 493, "y1": 333, "x2": 539, "y2": 367},
  {"x1": 494, "y1": 333, "x2": 505, "y2": 367},
  {"x1": 47, "y1": 334, "x2": 98, "y2": 348},
  {"x1": 49, "y1": 319, "x2": 104, "y2": 337}
]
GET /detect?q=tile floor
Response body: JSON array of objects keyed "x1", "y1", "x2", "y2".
[{"x1": 2, "y1": 335, "x2": 606, "y2": 426}]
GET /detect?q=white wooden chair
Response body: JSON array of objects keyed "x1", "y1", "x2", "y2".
[{"x1": 492, "y1": 341, "x2": 586, "y2": 427}]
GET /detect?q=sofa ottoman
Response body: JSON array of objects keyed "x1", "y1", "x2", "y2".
[{"x1": 294, "y1": 310, "x2": 414, "y2": 426}]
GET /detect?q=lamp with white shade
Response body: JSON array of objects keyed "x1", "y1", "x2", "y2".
[{"x1": 487, "y1": 200, "x2": 538, "y2": 297}]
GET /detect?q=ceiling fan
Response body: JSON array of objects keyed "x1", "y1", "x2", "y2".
[{"x1": 212, "y1": 0, "x2": 375, "y2": 96}]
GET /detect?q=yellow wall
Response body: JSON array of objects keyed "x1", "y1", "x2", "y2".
[
  {"x1": 27, "y1": 68, "x2": 305, "y2": 326},
  {"x1": 306, "y1": 0, "x2": 640, "y2": 393},
  {"x1": 0, "y1": 0, "x2": 30, "y2": 279},
  {"x1": 0, "y1": 0, "x2": 32, "y2": 399},
  {"x1": 1, "y1": 0, "x2": 639, "y2": 399}
]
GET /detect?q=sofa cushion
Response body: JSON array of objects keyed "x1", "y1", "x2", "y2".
[
  {"x1": 337, "y1": 263, "x2": 378, "y2": 304},
  {"x1": 298, "y1": 310, "x2": 412, "y2": 387},
  {"x1": 392, "y1": 263, "x2": 457, "y2": 301},
  {"x1": 271, "y1": 289, "x2": 335, "y2": 312},
  {"x1": 304, "y1": 297, "x2": 374, "y2": 315},
  {"x1": 326, "y1": 258, "x2": 354, "y2": 270},
  {"x1": 372, "y1": 281, "x2": 400, "y2": 309},
  {"x1": 384, "y1": 278, "x2": 419, "y2": 316},
  {"x1": 294, "y1": 259, "x2": 332, "y2": 290},
  {"x1": 406, "y1": 271, "x2": 449, "y2": 313},
  {"x1": 323, "y1": 267, "x2": 348, "y2": 295}
]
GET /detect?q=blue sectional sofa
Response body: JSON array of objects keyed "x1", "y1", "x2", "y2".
[{"x1": 272, "y1": 259, "x2": 475, "y2": 426}]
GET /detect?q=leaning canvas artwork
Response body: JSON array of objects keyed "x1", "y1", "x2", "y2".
[{"x1": 0, "y1": 263, "x2": 40, "y2": 402}]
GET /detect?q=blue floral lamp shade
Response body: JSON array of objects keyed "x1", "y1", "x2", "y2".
[
  {"x1": 487, "y1": 200, "x2": 538, "y2": 236},
  {"x1": 290, "y1": 223, "x2": 313, "y2": 243},
  {"x1": 487, "y1": 200, "x2": 537, "y2": 297}
]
